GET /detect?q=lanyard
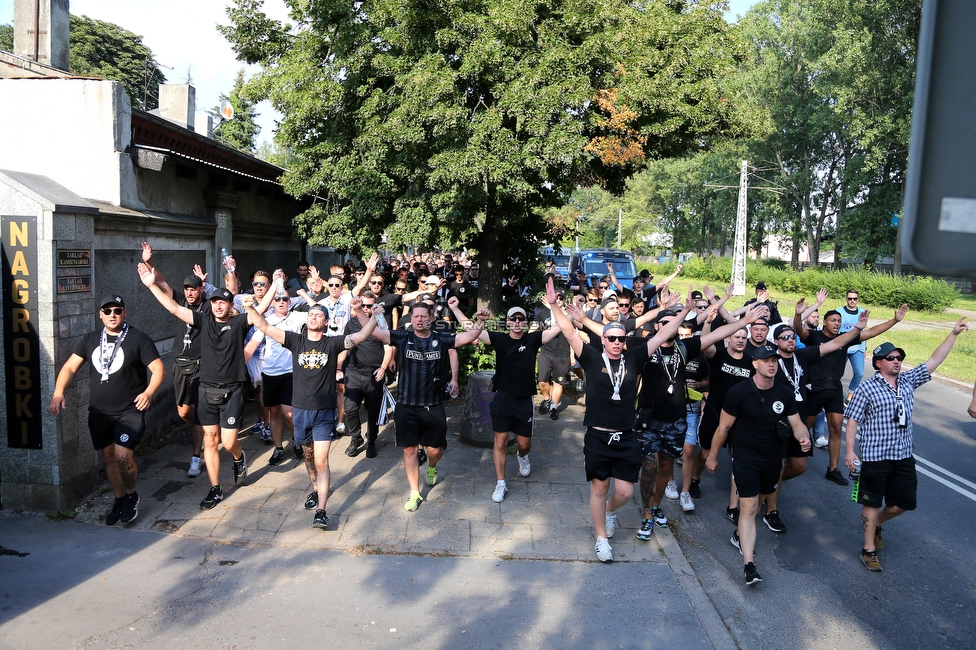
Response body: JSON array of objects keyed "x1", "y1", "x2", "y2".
[
  {"x1": 602, "y1": 351, "x2": 626, "y2": 401},
  {"x1": 658, "y1": 346, "x2": 680, "y2": 394},
  {"x1": 99, "y1": 324, "x2": 128, "y2": 382},
  {"x1": 778, "y1": 356, "x2": 803, "y2": 402}
]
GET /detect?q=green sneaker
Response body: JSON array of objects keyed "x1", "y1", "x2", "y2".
[
  {"x1": 426, "y1": 465, "x2": 438, "y2": 486},
  {"x1": 404, "y1": 492, "x2": 424, "y2": 512}
]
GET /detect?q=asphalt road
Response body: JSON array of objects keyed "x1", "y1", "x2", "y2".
[{"x1": 667, "y1": 372, "x2": 976, "y2": 649}]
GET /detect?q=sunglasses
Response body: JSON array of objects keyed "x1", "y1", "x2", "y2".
[
  {"x1": 369, "y1": 280, "x2": 384, "y2": 285},
  {"x1": 617, "y1": 303, "x2": 631, "y2": 308},
  {"x1": 778, "y1": 334, "x2": 796, "y2": 341},
  {"x1": 587, "y1": 299, "x2": 599, "y2": 304},
  {"x1": 883, "y1": 355, "x2": 903, "y2": 362},
  {"x1": 510, "y1": 316, "x2": 527, "y2": 322},
  {"x1": 252, "y1": 281, "x2": 268, "y2": 287},
  {"x1": 395, "y1": 286, "x2": 407, "y2": 292},
  {"x1": 327, "y1": 283, "x2": 342, "y2": 288},
  {"x1": 273, "y1": 296, "x2": 290, "y2": 302},
  {"x1": 101, "y1": 307, "x2": 124, "y2": 316},
  {"x1": 599, "y1": 285, "x2": 608, "y2": 289},
  {"x1": 605, "y1": 335, "x2": 626, "y2": 343},
  {"x1": 847, "y1": 296, "x2": 859, "y2": 301},
  {"x1": 361, "y1": 303, "x2": 374, "y2": 308}
]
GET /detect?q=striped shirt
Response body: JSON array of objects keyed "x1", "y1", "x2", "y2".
[
  {"x1": 844, "y1": 365, "x2": 930, "y2": 462},
  {"x1": 389, "y1": 329, "x2": 457, "y2": 406}
]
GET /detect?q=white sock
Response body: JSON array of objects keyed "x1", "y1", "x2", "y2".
[{"x1": 497, "y1": 480, "x2": 506, "y2": 487}]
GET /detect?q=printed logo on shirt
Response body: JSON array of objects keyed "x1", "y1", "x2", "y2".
[
  {"x1": 228, "y1": 417, "x2": 236, "y2": 425},
  {"x1": 772, "y1": 401, "x2": 785, "y2": 414},
  {"x1": 90, "y1": 346, "x2": 124, "y2": 376},
  {"x1": 119, "y1": 434, "x2": 129, "y2": 443},
  {"x1": 405, "y1": 350, "x2": 442, "y2": 361},
  {"x1": 299, "y1": 350, "x2": 330, "y2": 369},
  {"x1": 721, "y1": 363, "x2": 751, "y2": 378}
]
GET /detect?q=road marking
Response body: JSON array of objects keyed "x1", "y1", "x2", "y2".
[{"x1": 915, "y1": 454, "x2": 976, "y2": 502}]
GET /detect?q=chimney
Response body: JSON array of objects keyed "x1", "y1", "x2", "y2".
[
  {"x1": 13, "y1": 0, "x2": 70, "y2": 71},
  {"x1": 158, "y1": 83, "x2": 196, "y2": 131}
]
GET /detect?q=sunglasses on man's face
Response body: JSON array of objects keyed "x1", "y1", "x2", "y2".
[
  {"x1": 509, "y1": 316, "x2": 527, "y2": 322},
  {"x1": 252, "y1": 281, "x2": 268, "y2": 287},
  {"x1": 778, "y1": 334, "x2": 796, "y2": 341},
  {"x1": 369, "y1": 280, "x2": 384, "y2": 285},
  {"x1": 599, "y1": 284, "x2": 608, "y2": 289},
  {"x1": 395, "y1": 286, "x2": 407, "y2": 292},
  {"x1": 883, "y1": 355, "x2": 903, "y2": 362},
  {"x1": 273, "y1": 297, "x2": 290, "y2": 302},
  {"x1": 101, "y1": 307, "x2": 124, "y2": 316},
  {"x1": 617, "y1": 302, "x2": 631, "y2": 308},
  {"x1": 587, "y1": 299, "x2": 599, "y2": 304},
  {"x1": 605, "y1": 335, "x2": 626, "y2": 343},
  {"x1": 328, "y1": 282, "x2": 342, "y2": 288},
  {"x1": 847, "y1": 296, "x2": 859, "y2": 301}
]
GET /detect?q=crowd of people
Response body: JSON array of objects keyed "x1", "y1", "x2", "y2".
[{"x1": 49, "y1": 245, "x2": 976, "y2": 585}]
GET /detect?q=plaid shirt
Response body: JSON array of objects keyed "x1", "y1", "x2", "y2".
[{"x1": 844, "y1": 365, "x2": 930, "y2": 462}]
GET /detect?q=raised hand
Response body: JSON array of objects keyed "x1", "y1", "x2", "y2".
[
  {"x1": 894, "y1": 304, "x2": 909, "y2": 322},
  {"x1": 141, "y1": 241, "x2": 153, "y2": 264},
  {"x1": 193, "y1": 264, "x2": 208, "y2": 282}
]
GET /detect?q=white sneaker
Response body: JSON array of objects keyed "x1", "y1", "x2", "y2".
[
  {"x1": 595, "y1": 536, "x2": 613, "y2": 562},
  {"x1": 815, "y1": 435, "x2": 829, "y2": 449},
  {"x1": 665, "y1": 480, "x2": 679, "y2": 500},
  {"x1": 605, "y1": 512, "x2": 618, "y2": 538},
  {"x1": 517, "y1": 453, "x2": 531, "y2": 477},
  {"x1": 187, "y1": 456, "x2": 202, "y2": 478},
  {"x1": 491, "y1": 482, "x2": 507, "y2": 503},
  {"x1": 680, "y1": 492, "x2": 696, "y2": 512}
]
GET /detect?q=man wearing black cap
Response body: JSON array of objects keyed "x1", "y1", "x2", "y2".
[
  {"x1": 50, "y1": 295, "x2": 165, "y2": 525},
  {"x1": 844, "y1": 319, "x2": 969, "y2": 571},
  {"x1": 739, "y1": 282, "x2": 783, "y2": 325},
  {"x1": 706, "y1": 344, "x2": 811, "y2": 585},
  {"x1": 140, "y1": 264, "x2": 276, "y2": 510}
]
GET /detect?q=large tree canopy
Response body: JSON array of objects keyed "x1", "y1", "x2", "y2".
[{"x1": 220, "y1": 0, "x2": 744, "y2": 308}]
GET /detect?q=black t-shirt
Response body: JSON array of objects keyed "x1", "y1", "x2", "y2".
[
  {"x1": 192, "y1": 312, "x2": 251, "y2": 384},
  {"x1": 488, "y1": 330, "x2": 543, "y2": 397},
  {"x1": 704, "y1": 346, "x2": 753, "y2": 417},
  {"x1": 171, "y1": 293, "x2": 211, "y2": 359},
  {"x1": 578, "y1": 342, "x2": 649, "y2": 431},
  {"x1": 723, "y1": 379, "x2": 798, "y2": 464},
  {"x1": 389, "y1": 329, "x2": 457, "y2": 406},
  {"x1": 805, "y1": 330, "x2": 857, "y2": 391},
  {"x1": 774, "y1": 347, "x2": 821, "y2": 420},
  {"x1": 537, "y1": 307, "x2": 570, "y2": 357},
  {"x1": 282, "y1": 333, "x2": 346, "y2": 410},
  {"x1": 73, "y1": 326, "x2": 160, "y2": 415},
  {"x1": 345, "y1": 316, "x2": 385, "y2": 370},
  {"x1": 639, "y1": 338, "x2": 703, "y2": 422}
]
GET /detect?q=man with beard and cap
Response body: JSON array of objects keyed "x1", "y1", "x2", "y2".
[
  {"x1": 745, "y1": 317, "x2": 771, "y2": 357},
  {"x1": 632, "y1": 304, "x2": 768, "y2": 538},
  {"x1": 844, "y1": 320, "x2": 969, "y2": 571},
  {"x1": 50, "y1": 295, "x2": 166, "y2": 525},
  {"x1": 546, "y1": 278, "x2": 693, "y2": 562},
  {"x1": 139, "y1": 265, "x2": 276, "y2": 510},
  {"x1": 707, "y1": 344, "x2": 812, "y2": 585},
  {"x1": 796, "y1": 292, "x2": 909, "y2": 487},
  {"x1": 761, "y1": 307, "x2": 868, "y2": 533}
]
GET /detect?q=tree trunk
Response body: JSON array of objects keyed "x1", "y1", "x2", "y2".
[
  {"x1": 477, "y1": 207, "x2": 504, "y2": 315},
  {"x1": 893, "y1": 219, "x2": 903, "y2": 276}
]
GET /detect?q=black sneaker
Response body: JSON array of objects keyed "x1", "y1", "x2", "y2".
[
  {"x1": 731, "y1": 530, "x2": 742, "y2": 555},
  {"x1": 105, "y1": 497, "x2": 124, "y2": 526},
  {"x1": 120, "y1": 492, "x2": 139, "y2": 524},
  {"x1": 689, "y1": 479, "x2": 701, "y2": 499},
  {"x1": 538, "y1": 399, "x2": 550, "y2": 415},
  {"x1": 744, "y1": 562, "x2": 763, "y2": 585},
  {"x1": 825, "y1": 467, "x2": 850, "y2": 486},
  {"x1": 200, "y1": 485, "x2": 223, "y2": 510},
  {"x1": 293, "y1": 442, "x2": 304, "y2": 459},
  {"x1": 304, "y1": 491, "x2": 318, "y2": 510},
  {"x1": 417, "y1": 447, "x2": 428, "y2": 466},
  {"x1": 312, "y1": 509, "x2": 329, "y2": 530},
  {"x1": 365, "y1": 441, "x2": 377, "y2": 458},
  {"x1": 345, "y1": 436, "x2": 364, "y2": 457},
  {"x1": 550, "y1": 408, "x2": 559, "y2": 420},
  {"x1": 763, "y1": 510, "x2": 787, "y2": 534},
  {"x1": 268, "y1": 447, "x2": 285, "y2": 466},
  {"x1": 726, "y1": 506, "x2": 740, "y2": 525},
  {"x1": 233, "y1": 451, "x2": 248, "y2": 485}
]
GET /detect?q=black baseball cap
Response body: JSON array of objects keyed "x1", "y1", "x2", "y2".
[
  {"x1": 183, "y1": 274, "x2": 203, "y2": 288},
  {"x1": 751, "y1": 344, "x2": 779, "y2": 360},
  {"x1": 209, "y1": 288, "x2": 233, "y2": 302},
  {"x1": 100, "y1": 294, "x2": 125, "y2": 309}
]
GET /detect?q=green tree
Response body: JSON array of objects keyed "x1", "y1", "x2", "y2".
[
  {"x1": 219, "y1": 0, "x2": 744, "y2": 310},
  {"x1": 0, "y1": 23, "x2": 12, "y2": 51},
  {"x1": 209, "y1": 69, "x2": 261, "y2": 154},
  {"x1": 68, "y1": 15, "x2": 167, "y2": 111}
]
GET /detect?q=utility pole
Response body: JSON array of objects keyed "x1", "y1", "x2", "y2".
[
  {"x1": 732, "y1": 160, "x2": 748, "y2": 296},
  {"x1": 617, "y1": 208, "x2": 622, "y2": 249}
]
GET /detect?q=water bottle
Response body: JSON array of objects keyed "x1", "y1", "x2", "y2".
[
  {"x1": 849, "y1": 458, "x2": 861, "y2": 481},
  {"x1": 221, "y1": 247, "x2": 235, "y2": 273},
  {"x1": 375, "y1": 310, "x2": 389, "y2": 331},
  {"x1": 274, "y1": 270, "x2": 287, "y2": 299}
]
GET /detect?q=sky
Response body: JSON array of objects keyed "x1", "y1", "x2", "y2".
[{"x1": 1, "y1": 0, "x2": 756, "y2": 149}]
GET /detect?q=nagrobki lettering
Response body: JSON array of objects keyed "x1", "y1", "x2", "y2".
[{"x1": 298, "y1": 350, "x2": 329, "y2": 369}]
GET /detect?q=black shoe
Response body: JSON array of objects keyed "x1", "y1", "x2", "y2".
[
  {"x1": 304, "y1": 491, "x2": 318, "y2": 510},
  {"x1": 726, "y1": 506, "x2": 739, "y2": 525},
  {"x1": 106, "y1": 497, "x2": 124, "y2": 526},
  {"x1": 200, "y1": 485, "x2": 223, "y2": 510},
  {"x1": 689, "y1": 479, "x2": 701, "y2": 499},
  {"x1": 233, "y1": 451, "x2": 248, "y2": 485},
  {"x1": 825, "y1": 468, "x2": 850, "y2": 486},
  {"x1": 417, "y1": 447, "x2": 428, "y2": 466},
  {"x1": 120, "y1": 492, "x2": 139, "y2": 524},
  {"x1": 312, "y1": 509, "x2": 329, "y2": 530},
  {"x1": 538, "y1": 399, "x2": 550, "y2": 415},
  {"x1": 365, "y1": 441, "x2": 377, "y2": 458},
  {"x1": 268, "y1": 447, "x2": 285, "y2": 466},
  {"x1": 730, "y1": 530, "x2": 742, "y2": 555},
  {"x1": 550, "y1": 408, "x2": 559, "y2": 420},
  {"x1": 345, "y1": 436, "x2": 364, "y2": 457},
  {"x1": 744, "y1": 562, "x2": 763, "y2": 585},
  {"x1": 763, "y1": 510, "x2": 787, "y2": 534},
  {"x1": 293, "y1": 442, "x2": 304, "y2": 459}
]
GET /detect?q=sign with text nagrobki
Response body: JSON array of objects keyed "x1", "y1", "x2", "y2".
[{"x1": 2, "y1": 216, "x2": 43, "y2": 449}]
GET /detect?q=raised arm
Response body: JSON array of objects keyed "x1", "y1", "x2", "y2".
[
  {"x1": 539, "y1": 297, "x2": 562, "y2": 345},
  {"x1": 698, "y1": 303, "x2": 763, "y2": 350},
  {"x1": 244, "y1": 299, "x2": 286, "y2": 345},
  {"x1": 546, "y1": 277, "x2": 585, "y2": 357},
  {"x1": 351, "y1": 253, "x2": 379, "y2": 296},
  {"x1": 658, "y1": 264, "x2": 683, "y2": 288},
  {"x1": 819, "y1": 310, "x2": 869, "y2": 354},
  {"x1": 859, "y1": 304, "x2": 908, "y2": 342},
  {"x1": 924, "y1": 318, "x2": 969, "y2": 374},
  {"x1": 454, "y1": 308, "x2": 490, "y2": 347},
  {"x1": 346, "y1": 300, "x2": 378, "y2": 347},
  {"x1": 644, "y1": 289, "x2": 694, "y2": 356},
  {"x1": 138, "y1": 263, "x2": 194, "y2": 324},
  {"x1": 606, "y1": 262, "x2": 623, "y2": 293}
]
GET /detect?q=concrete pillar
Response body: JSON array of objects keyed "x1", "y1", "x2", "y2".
[
  {"x1": 158, "y1": 84, "x2": 196, "y2": 131},
  {"x1": 13, "y1": 0, "x2": 70, "y2": 71},
  {"x1": 204, "y1": 189, "x2": 240, "y2": 281}
]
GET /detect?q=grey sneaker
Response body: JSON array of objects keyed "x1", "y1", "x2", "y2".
[
  {"x1": 680, "y1": 492, "x2": 695, "y2": 512},
  {"x1": 594, "y1": 536, "x2": 613, "y2": 562},
  {"x1": 232, "y1": 451, "x2": 248, "y2": 485},
  {"x1": 187, "y1": 456, "x2": 202, "y2": 478},
  {"x1": 665, "y1": 480, "x2": 679, "y2": 500},
  {"x1": 605, "y1": 512, "x2": 618, "y2": 538}
]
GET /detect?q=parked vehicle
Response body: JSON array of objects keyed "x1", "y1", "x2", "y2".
[
  {"x1": 569, "y1": 249, "x2": 638, "y2": 289},
  {"x1": 539, "y1": 246, "x2": 571, "y2": 279}
]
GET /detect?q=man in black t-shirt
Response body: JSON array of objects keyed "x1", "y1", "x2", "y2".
[
  {"x1": 140, "y1": 265, "x2": 276, "y2": 511},
  {"x1": 370, "y1": 302, "x2": 487, "y2": 513},
  {"x1": 545, "y1": 278, "x2": 692, "y2": 562},
  {"x1": 536, "y1": 292, "x2": 572, "y2": 420},
  {"x1": 50, "y1": 295, "x2": 165, "y2": 526},
  {"x1": 451, "y1": 300, "x2": 560, "y2": 503},
  {"x1": 341, "y1": 294, "x2": 393, "y2": 459},
  {"x1": 707, "y1": 345, "x2": 811, "y2": 586},
  {"x1": 247, "y1": 300, "x2": 377, "y2": 530}
]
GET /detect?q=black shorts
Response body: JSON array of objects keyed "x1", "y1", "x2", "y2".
[
  {"x1": 394, "y1": 403, "x2": 448, "y2": 449},
  {"x1": 636, "y1": 412, "x2": 686, "y2": 459},
  {"x1": 731, "y1": 458, "x2": 782, "y2": 499},
  {"x1": 698, "y1": 407, "x2": 720, "y2": 450},
  {"x1": 261, "y1": 372, "x2": 293, "y2": 407},
  {"x1": 854, "y1": 458, "x2": 917, "y2": 510},
  {"x1": 88, "y1": 409, "x2": 145, "y2": 451},
  {"x1": 537, "y1": 351, "x2": 571, "y2": 385},
  {"x1": 197, "y1": 382, "x2": 245, "y2": 429},
  {"x1": 172, "y1": 358, "x2": 201, "y2": 407},
  {"x1": 583, "y1": 428, "x2": 641, "y2": 483},
  {"x1": 806, "y1": 385, "x2": 845, "y2": 415},
  {"x1": 490, "y1": 391, "x2": 534, "y2": 438}
]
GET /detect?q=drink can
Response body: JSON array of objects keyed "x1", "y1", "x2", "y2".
[{"x1": 849, "y1": 459, "x2": 861, "y2": 481}]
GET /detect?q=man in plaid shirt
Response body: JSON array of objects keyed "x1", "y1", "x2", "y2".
[{"x1": 844, "y1": 318, "x2": 969, "y2": 571}]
